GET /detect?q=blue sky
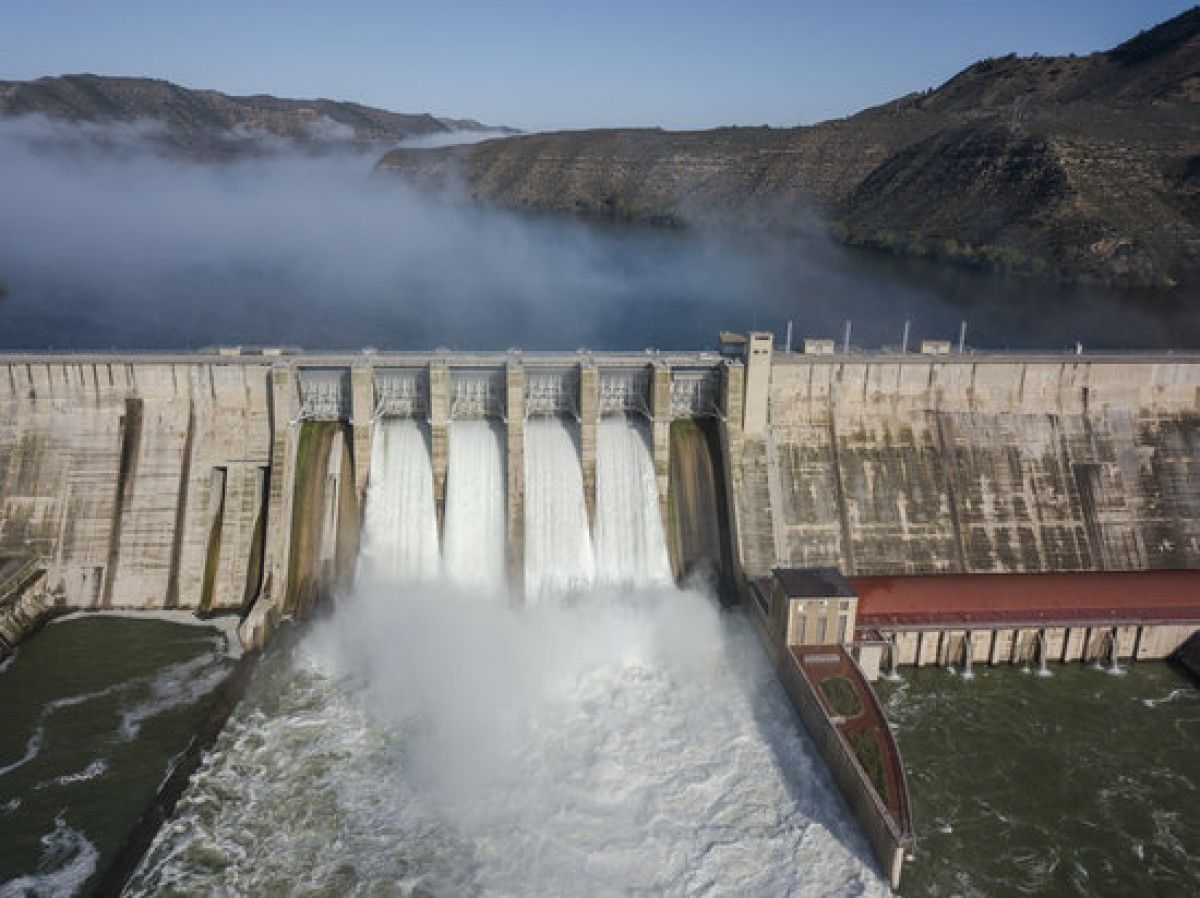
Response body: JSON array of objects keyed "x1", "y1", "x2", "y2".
[{"x1": 2, "y1": 1, "x2": 1191, "y2": 131}]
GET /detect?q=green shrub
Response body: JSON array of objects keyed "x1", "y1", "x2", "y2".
[{"x1": 846, "y1": 728, "x2": 888, "y2": 801}]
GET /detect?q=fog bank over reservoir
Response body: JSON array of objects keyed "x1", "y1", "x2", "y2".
[{"x1": 0, "y1": 117, "x2": 1197, "y2": 353}]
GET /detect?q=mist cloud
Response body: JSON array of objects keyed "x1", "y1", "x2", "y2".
[{"x1": 0, "y1": 115, "x2": 1193, "y2": 352}]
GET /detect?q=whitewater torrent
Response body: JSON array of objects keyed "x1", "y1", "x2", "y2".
[
  {"x1": 357, "y1": 419, "x2": 440, "y2": 582},
  {"x1": 126, "y1": 411, "x2": 890, "y2": 897},
  {"x1": 523, "y1": 417, "x2": 596, "y2": 600},
  {"x1": 443, "y1": 420, "x2": 507, "y2": 591},
  {"x1": 594, "y1": 415, "x2": 673, "y2": 587}
]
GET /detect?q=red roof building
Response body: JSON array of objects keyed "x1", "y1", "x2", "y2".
[{"x1": 851, "y1": 570, "x2": 1200, "y2": 629}]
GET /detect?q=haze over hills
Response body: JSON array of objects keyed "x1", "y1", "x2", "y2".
[
  {"x1": 379, "y1": 7, "x2": 1200, "y2": 289},
  {"x1": 0, "y1": 73, "x2": 511, "y2": 157}
]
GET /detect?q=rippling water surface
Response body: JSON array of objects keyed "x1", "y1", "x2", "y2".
[
  {"x1": 877, "y1": 663, "x2": 1200, "y2": 897},
  {"x1": 0, "y1": 616, "x2": 233, "y2": 896}
]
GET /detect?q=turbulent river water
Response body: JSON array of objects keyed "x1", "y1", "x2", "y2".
[
  {"x1": 878, "y1": 663, "x2": 1200, "y2": 898},
  {"x1": 124, "y1": 588, "x2": 888, "y2": 897},
  {"x1": 0, "y1": 616, "x2": 234, "y2": 897}
]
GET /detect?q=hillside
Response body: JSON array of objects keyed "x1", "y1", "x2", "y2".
[
  {"x1": 0, "y1": 74, "x2": 507, "y2": 158},
  {"x1": 379, "y1": 7, "x2": 1200, "y2": 288}
]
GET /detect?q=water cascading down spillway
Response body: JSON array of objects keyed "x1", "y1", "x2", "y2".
[
  {"x1": 357, "y1": 418, "x2": 440, "y2": 582},
  {"x1": 362, "y1": 409, "x2": 671, "y2": 597},
  {"x1": 443, "y1": 419, "x2": 508, "y2": 590},
  {"x1": 593, "y1": 414, "x2": 672, "y2": 588},
  {"x1": 358, "y1": 417, "x2": 510, "y2": 588},
  {"x1": 523, "y1": 416, "x2": 597, "y2": 599}
]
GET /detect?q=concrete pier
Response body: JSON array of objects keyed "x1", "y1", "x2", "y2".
[
  {"x1": 651, "y1": 363, "x2": 672, "y2": 526},
  {"x1": 349, "y1": 364, "x2": 373, "y2": 505},
  {"x1": 579, "y1": 363, "x2": 598, "y2": 527},
  {"x1": 428, "y1": 362, "x2": 450, "y2": 534},
  {"x1": 506, "y1": 362, "x2": 525, "y2": 595}
]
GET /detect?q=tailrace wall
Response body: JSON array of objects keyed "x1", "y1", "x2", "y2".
[{"x1": 736, "y1": 358, "x2": 1200, "y2": 577}]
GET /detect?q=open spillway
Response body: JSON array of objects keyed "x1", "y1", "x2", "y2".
[
  {"x1": 443, "y1": 420, "x2": 508, "y2": 591},
  {"x1": 124, "y1": 408, "x2": 890, "y2": 896},
  {"x1": 594, "y1": 415, "x2": 672, "y2": 588},
  {"x1": 523, "y1": 417, "x2": 596, "y2": 600},
  {"x1": 356, "y1": 419, "x2": 440, "y2": 582}
]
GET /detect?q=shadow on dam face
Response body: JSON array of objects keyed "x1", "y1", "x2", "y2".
[
  {"x1": 667, "y1": 417, "x2": 736, "y2": 602},
  {"x1": 286, "y1": 421, "x2": 361, "y2": 616}
]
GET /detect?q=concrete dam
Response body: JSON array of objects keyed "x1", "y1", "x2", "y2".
[
  {"x1": 4, "y1": 339, "x2": 1200, "y2": 633},
  {"x1": 4, "y1": 337, "x2": 1200, "y2": 889},
  {"x1": 0, "y1": 348, "x2": 746, "y2": 646}
]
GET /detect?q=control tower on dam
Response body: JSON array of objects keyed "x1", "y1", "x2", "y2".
[{"x1": 2, "y1": 338, "x2": 1200, "y2": 650}]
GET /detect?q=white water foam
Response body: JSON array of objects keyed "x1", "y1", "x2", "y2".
[
  {"x1": 443, "y1": 419, "x2": 508, "y2": 591},
  {"x1": 357, "y1": 418, "x2": 441, "y2": 583},
  {"x1": 0, "y1": 726, "x2": 44, "y2": 779},
  {"x1": 118, "y1": 652, "x2": 230, "y2": 740},
  {"x1": 0, "y1": 814, "x2": 98, "y2": 898},
  {"x1": 127, "y1": 583, "x2": 889, "y2": 897},
  {"x1": 1142, "y1": 688, "x2": 1195, "y2": 709},
  {"x1": 523, "y1": 417, "x2": 595, "y2": 600},
  {"x1": 1, "y1": 638, "x2": 229, "y2": 784},
  {"x1": 37, "y1": 759, "x2": 108, "y2": 790},
  {"x1": 594, "y1": 415, "x2": 672, "y2": 588}
]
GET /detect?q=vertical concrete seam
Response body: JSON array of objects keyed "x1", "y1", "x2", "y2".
[
  {"x1": 934, "y1": 412, "x2": 969, "y2": 573},
  {"x1": 164, "y1": 399, "x2": 196, "y2": 609},
  {"x1": 101, "y1": 396, "x2": 143, "y2": 609},
  {"x1": 828, "y1": 412, "x2": 856, "y2": 576}
]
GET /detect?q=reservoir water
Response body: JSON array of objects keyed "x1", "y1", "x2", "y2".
[{"x1": 0, "y1": 134, "x2": 1197, "y2": 354}]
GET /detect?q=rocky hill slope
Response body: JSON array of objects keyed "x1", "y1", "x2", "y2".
[
  {"x1": 0, "y1": 74, "x2": 506, "y2": 158},
  {"x1": 379, "y1": 8, "x2": 1200, "y2": 288}
]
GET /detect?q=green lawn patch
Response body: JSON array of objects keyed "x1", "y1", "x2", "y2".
[{"x1": 819, "y1": 675, "x2": 863, "y2": 717}]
